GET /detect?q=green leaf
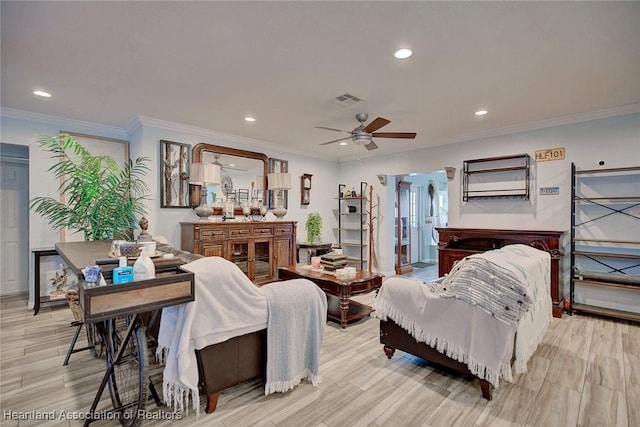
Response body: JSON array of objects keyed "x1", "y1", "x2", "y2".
[{"x1": 30, "y1": 134, "x2": 150, "y2": 241}]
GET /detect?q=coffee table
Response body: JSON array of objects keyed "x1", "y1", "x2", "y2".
[{"x1": 278, "y1": 265, "x2": 383, "y2": 329}]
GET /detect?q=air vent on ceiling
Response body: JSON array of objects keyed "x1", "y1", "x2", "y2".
[{"x1": 332, "y1": 93, "x2": 363, "y2": 107}]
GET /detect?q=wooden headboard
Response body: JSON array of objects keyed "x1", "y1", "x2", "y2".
[{"x1": 436, "y1": 227, "x2": 565, "y2": 318}]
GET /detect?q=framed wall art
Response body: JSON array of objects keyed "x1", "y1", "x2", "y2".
[
  {"x1": 301, "y1": 173, "x2": 312, "y2": 205},
  {"x1": 160, "y1": 140, "x2": 191, "y2": 208}
]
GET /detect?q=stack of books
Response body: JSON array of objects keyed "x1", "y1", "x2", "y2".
[{"x1": 320, "y1": 252, "x2": 348, "y2": 271}]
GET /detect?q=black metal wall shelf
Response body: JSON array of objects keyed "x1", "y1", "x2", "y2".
[{"x1": 462, "y1": 154, "x2": 531, "y2": 201}]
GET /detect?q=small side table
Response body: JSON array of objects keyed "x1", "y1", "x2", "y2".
[
  {"x1": 33, "y1": 248, "x2": 65, "y2": 315},
  {"x1": 296, "y1": 242, "x2": 333, "y2": 263}
]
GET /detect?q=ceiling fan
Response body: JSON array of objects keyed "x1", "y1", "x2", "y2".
[
  {"x1": 316, "y1": 113, "x2": 417, "y2": 151},
  {"x1": 212, "y1": 155, "x2": 247, "y2": 172}
]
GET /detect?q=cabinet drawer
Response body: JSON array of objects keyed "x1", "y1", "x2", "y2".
[
  {"x1": 253, "y1": 226, "x2": 273, "y2": 237},
  {"x1": 274, "y1": 225, "x2": 293, "y2": 235},
  {"x1": 229, "y1": 227, "x2": 252, "y2": 237},
  {"x1": 199, "y1": 228, "x2": 227, "y2": 240}
]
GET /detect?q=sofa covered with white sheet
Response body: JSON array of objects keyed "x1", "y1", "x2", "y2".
[
  {"x1": 157, "y1": 256, "x2": 327, "y2": 414},
  {"x1": 377, "y1": 244, "x2": 552, "y2": 400}
]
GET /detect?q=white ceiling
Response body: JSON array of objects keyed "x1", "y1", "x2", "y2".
[{"x1": 2, "y1": 1, "x2": 639, "y2": 162}]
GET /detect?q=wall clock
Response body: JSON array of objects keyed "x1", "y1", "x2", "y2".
[{"x1": 221, "y1": 175, "x2": 233, "y2": 196}]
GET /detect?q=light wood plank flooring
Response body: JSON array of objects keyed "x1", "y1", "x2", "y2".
[{"x1": 1, "y1": 282, "x2": 638, "y2": 427}]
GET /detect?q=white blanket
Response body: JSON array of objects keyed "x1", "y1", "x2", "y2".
[
  {"x1": 261, "y1": 279, "x2": 327, "y2": 395},
  {"x1": 376, "y1": 244, "x2": 551, "y2": 387},
  {"x1": 157, "y1": 257, "x2": 328, "y2": 413},
  {"x1": 157, "y1": 257, "x2": 268, "y2": 414},
  {"x1": 467, "y1": 244, "x2": 551, "y2": 372}
]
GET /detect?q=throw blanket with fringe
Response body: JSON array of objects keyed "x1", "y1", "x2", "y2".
[
  {"x1": 261, "y1": 278, "x2": 327, "y2": 395},
  {"x1": 464, "y1": 244, "x2": 551, "y2": 373},
  {"x1": 157, "y1": 257, "x2": 268, "y2": 415},
  {"x1": 376, "y1": 244, "x2": 551, "y2": 387}
]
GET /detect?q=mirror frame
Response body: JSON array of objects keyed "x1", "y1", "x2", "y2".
[{"x1": 192, "y1": 143, "x2": 269, "y2": 211}]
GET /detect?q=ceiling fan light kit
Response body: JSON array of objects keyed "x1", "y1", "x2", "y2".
[{"x1": 317, "y1": 113, "x2": 416, "y2": 151}]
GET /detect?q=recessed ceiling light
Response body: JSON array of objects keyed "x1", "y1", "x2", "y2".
[
  {"x1": 244, "y1": 116, "x2": 256, "y2": 122},
  {"x1": 394, "y1": 48, "x2": 413, "y2": 59},
  {"x1": 339, "y1": 142, "x2": 348, "y2": 146},
  {"x1": 475, "y1": 110, "x2": 488, "y2": 116},
  {"x1": 33, "y1": 90, "x2": 52, "y2": 98}
]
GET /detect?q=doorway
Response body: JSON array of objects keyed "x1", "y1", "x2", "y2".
[
  {"x1": 394, "y1": 171, "x2": 447, "y2": 273},
  {"x1": 1, "y1": 143, "x2": 30, "y2": 296}
]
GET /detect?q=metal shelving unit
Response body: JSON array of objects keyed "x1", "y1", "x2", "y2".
[
  {"x1": 570, "y1": 163, "x2": 640, "y2": 322},
  {"x1": 334, "y1": 182, "x2": 368, "y2": 270}
]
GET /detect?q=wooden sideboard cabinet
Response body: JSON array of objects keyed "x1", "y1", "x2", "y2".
[
  {"x1": 436, "y1": 227, "x2": 565, "y2": 318},
  {"x1": 181, "y1": 221, "x2": 297, "y2": 284}
]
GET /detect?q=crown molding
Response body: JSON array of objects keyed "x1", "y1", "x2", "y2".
[
  {"x1": 0, "y1": 108, "x2": 129, "y2": 139},
  {"x1": 126, "y1": 115, "x2": 336, "y2": 162},
  {"x1": 337, "y1": 103, "x2": 640, "y2": 163},
  {"x1": 126, "y1": 115, "x2": 272, "y2": 150},
  {"x1": 453, "y1": 103, "x2": 640, "y2": 145}
]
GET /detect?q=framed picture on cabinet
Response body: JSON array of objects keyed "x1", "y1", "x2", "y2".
[{"x1": 160, "y1": 140, "x2": 191, "y2": 208}]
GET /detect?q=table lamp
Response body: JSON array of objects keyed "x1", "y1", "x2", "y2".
[
  {"x1": 190, "y1": 162, "x2": 221, "y2": 220},
  {"x1": 267, "y1": 172, "x2": 291, "y2": 220}
]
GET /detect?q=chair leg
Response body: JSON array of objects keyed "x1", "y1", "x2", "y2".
[{"x1": 64, "y1": 323, "x2": 83, "y2": 366}]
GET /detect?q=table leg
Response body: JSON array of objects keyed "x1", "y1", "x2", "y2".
[
  {"x1": 34, "y1": 252, "x2": 41, "y2": 316},
  {"x1": 339, "y1": 294, "x2": 349, "y2": 329}
]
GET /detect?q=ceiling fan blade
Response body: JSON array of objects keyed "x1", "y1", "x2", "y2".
[
  {"x1": 364, "y1": 141, "x2": 378, "y2": 151},
  {"x1": 315, "y1": 126, "x2": 351, "y2": 134},
  {"x1": 363, "y1": 117, "x2": 390, "y2": 133},
  {"x1": 371, "y1": 132, "x2": 417, "y2": 139},
  {"x1": 320, "y1": 136, "x2": 352, "y2": 146}
]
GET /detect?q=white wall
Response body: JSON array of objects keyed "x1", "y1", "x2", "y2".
[
  {"x1": 127, "y1": 119, "x2": 340, "y2": 248},
  {"x1": 1, "y1": 111, "x2": 129, "y2": 302},
  {"x1": 3, "y1": 108, "x2": 638, "y2": 307},
  {"x1": 339, "y1": 112, "x2": 640, "y2": 295},
  {"x1": 1, "y1": 110, "x2": 341, "y2": 302}
]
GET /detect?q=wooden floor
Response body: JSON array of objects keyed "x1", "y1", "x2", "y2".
[{"x1": 1, "y1": 274, "x2": 638, "y2": 426}]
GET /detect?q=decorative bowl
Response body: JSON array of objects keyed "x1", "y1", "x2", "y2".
[{"x1": 119, "y1": 243, "x2": 141, "y2": 258}]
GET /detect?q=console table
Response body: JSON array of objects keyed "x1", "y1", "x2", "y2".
[
  {"x1": 436, "y1": 227, "x2": 565, "y2": 318},
  {"x1": 54, "y1": 240, "x2": 194, "y2": 426}
]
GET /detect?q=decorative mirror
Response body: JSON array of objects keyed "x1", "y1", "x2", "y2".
[{"x1": 192, "y1": 143, "x2": 269, "y2": 214}]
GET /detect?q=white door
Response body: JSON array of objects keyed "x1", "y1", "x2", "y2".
[
  {"x1": 1, "y1": 159, "x2": 30, "y2": 295},
  {"x1": 410, "y1": 185, "x2": 420, "y2": 264}
]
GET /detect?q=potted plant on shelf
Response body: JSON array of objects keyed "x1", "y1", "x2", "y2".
[
  {"x1": 305, "y1": 212, "x2": 323, "y2": 244},
  {"x1": 30, "y1": 133, "x2": 150, "y2": 241}
]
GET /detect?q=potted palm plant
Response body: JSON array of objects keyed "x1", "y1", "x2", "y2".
[
  {"x1": 305, "y1": 212, "x2": 323, "y2": 244},
  {"x1": 30, "y1": 133, "x2": 150, "y2": 241}
]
